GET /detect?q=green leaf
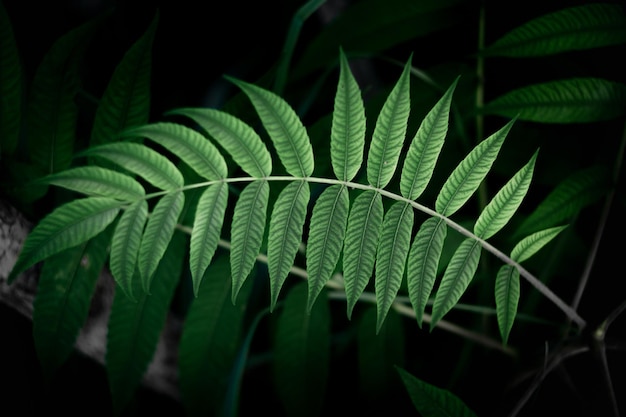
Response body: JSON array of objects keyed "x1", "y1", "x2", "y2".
[
  {"x1": 227, "y1": 76, "x2": 314, "y2": 177},
  {"x1": 436, "y1": 119, "x2": 513, "y2": 216},
  {"x1": 179, "y1": 255, "x2": 248, "y2": 416},
  {"x1": 81, "y1": 142, "x2": 184, "y2": 190},
  {"x1": 107, "y1": 231, "x2": 185, "y2": 415},
  {"x1": 9, "y1": 197, "x2": 121, "y2": 282},
  {"x1": 474, "y1": 150, "x2": 537, "y2": 239},
  {"x1": 230, "y1": 180, "x2": 269, "y2": 304},
  {"x1": 482, "y1": 78, "x2": 626, "y2": 123},
  {"x1": 268, "y1": 181, "x2": 310, "y2": 311},
  {"x1": 331, "y1": 48, "x2": 366, "y2": 182},
  {"x1": 169, "y1": 107, "x2": 272, "y2": 178},
  {"x1": 26, "y1": 15, "x2": 102, "y2": 176},
  {"x1": 138, "y1": 191, "x2": 184, "y2": 292},
  {"x1": 396, "y1": 366, "x2": 478, "y2": 417},
  {"x1": 0, "y1": 1, "x2": 22, "y2": 157},
  {"x1": 430, "y1": 238, "x2": 481, "y2": 329},
  {"x1": 89, "y1": 11, "x2": 156, "y2": 147},
  {"x1": 110, "y1": 200, "x2": 148, "y2": 300},
  {"x1": 343, "y1": 190, "x2": 384, "y2": 319},
  {"x1": 513, "y1": 165, "x2": 608, "y2": 239},
  {"x1": 33, "y1": 227, "x2": 113, "y2": 378},
  {"x1": 306, "y1": 185, "x2": 349, "y2": 312},
  {"x1": 482, "y1": 3, "x2": 626, "y2": 57},
  {"x1": 511, "y1": 225, "x2": 568, "y2": 263},
  {"x1": 367, "y1": 55, "x2": 412, "y2": 188},
  {"x1": 406, "y1": 217, "x2": 447, "y2": 328},
  {"x1": 375, "y1": 202, "x2": 414, "y2": 333},
  {"x1": 121, "y1": 122, "x2": 227, "y2": 180},
  {"x1": 38, "y1": 166, "x2": 146, "y2": 201},
  {"x1": 273, "y1": 282, "x2": 330, "y2": 417},
  {"x1": 189, "y1": 183, "x2": 228, "y2": 296},
  {"x1": 400, "y1": 77, "x2": 458, "y2": 200},
  {"x1": 495, "y1": 264, "x2": 520, "y2": 345}
]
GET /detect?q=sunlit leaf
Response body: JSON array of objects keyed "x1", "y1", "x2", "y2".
[
  {"x1": 9, "y1": 197, "x2": 121, "y2": 282},
  {"x1": 138, "y1": 191, "x2": 184, "y2": 292},
  {"x1": 400, "y1": 77, "x2": 458, "y2": 200},
  {"x1": 331, "y1": 47, "x2": 366, "y2": 182},
  {"x1": 482, "y1": 78, "x2": 626, "y2": 123},
  {"x1": 482, "y1": 3, "x2": 626, "y2": 57},
  {"x1": 375, "y1": 202, "x2": 413, "y2": 333},
  {"x1": 122, "y1": 122, "x2": 227, "y2": 180},
  {"x1": 436, "y1": 119, "x2": 513, "y2": 216},
  {"x1": 430, "y1": 238, "x2": 481, "y2": 329},
  {"x1": 367, "y1": 55, "x2": 412, "y2": 188},
  {"x1": 306, "y1": 185, "x2": 349, "y2": 312},
  {"x1": 227, "y1": 76, "x2": 314, "y2": 177},
  {"x1": 343, "y1": 190, "x2": 384, "y2": 319},
  {"x1": 169, "y1": 107, "x2": 272, "y2": 178},
  {"x1": 474, "y1": 151, "x2": 537, "y2": 239},
  {"x1": 268, "y1": 181, "x2": 310, "y2": 310},
  {"x1": 189, "y1": 183, "x2": 228, "y2": 296},
  {"x1": 406, "y1": 217, "x2": 447, "y2": 328},
  {"x1": 495, "y1": 264, "x2": 519, "y2": 345},
  {"x1": 230, "y1": 180, "x2": 269, "y2": 304}
]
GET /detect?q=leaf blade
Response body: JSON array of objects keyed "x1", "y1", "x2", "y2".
[{"x1": 495, "y1": 264, "x2": 520, "y2": 345}]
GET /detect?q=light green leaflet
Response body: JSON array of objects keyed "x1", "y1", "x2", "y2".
[
  {"x1": 375, "y1": 201, "x2": 414, "y2": 333},
  {"x1": 138, "y1": 191, "x2": 184, "y2": 292},
  {"x1": 367, "y1": 55, "x2": 412, "y2": 188},
  {"x1": 80, "y1": 141, "x2": 184, "y2": 191},
  {"x1": 8, "y1": 197, "x2": 121, "y2": 283},
  {"x1": 121, "y1": 122, "x2": 227, "y2": 181},
  {"x1": 110, "y1": 200, "x2": 148, "y2": 300},
  {"x1": 306, "y1": 184, "x2": 349, "y2": 312},
  {"x1": 435, "y1": 118, "x2": 514, "y2": 216},
  {"x1": 511, "y1": 225, "x2": 568, "y2": 263},
  {"x1": 331, "y1": 48, "x2": 366, "y2": 182},
  {"x1": 168, "y1": 107, "x2": 272, "y2": 178},
  {"x1": 227, "y1": 76, "x2": 314, "y2": 177},
  {"x1": 400, "y1": 77, "x2": 458, "y2": 200},
  {"x1": 37, "y1": 166, "x2": 146, "y2": 202},
  {"x1": 343, "y1": 190, "x2": 384, "y2": 319},
  {"x1": 268, "y1": 181, "x2": 310, "y2": 311},
  {"x1": 189, "y1": 183, "x2": 229, "y2": 296},
  {"x1": 430, "y1": 238, "x2": 482, "y2": 328},
  {"x1": 474, "y1": 151, "x2": 537, "y2": 239},
  {"x1": 406, "y1": 217, "x2": 447, "y2": 328},
  {"x1": 482, "y1": 3, "x2": 626, "y2": 57},
  {"x1": 230, "y1": 180, "x2": 270, "y2": 304}
]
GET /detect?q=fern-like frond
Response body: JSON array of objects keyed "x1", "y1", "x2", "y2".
[
  {"x1": 474, "y1": 150, "x2": 537, "y2": 239},
  {"x1": 306, "y1": 184, "x2": 349, "y2": 312},
  {"x1": 121, "y1": 122, "x2": 227, "y2": 181},
  {"x1": 367, "y1": 55, "x2": 412, "y2": 188},
  {"x1": 481, "y1": 3, "x2": 626, "y2": 57},
  {"x1": 138, "y1": 191, "x2": 184, "y2": 292},
  {"x1": 38, "y1": 166, "x2": 146, "y2": 201},
  {"x1": 435, "y1": 119, "x2": 514, "y2": 216},
  {"x1": 406, "y1": 217, "x2": 447, "y2": 328},
  {"x1": 430, "y1": 238, "x2": 482, "y2": 329},
  {"x1": 495, "y1": 264, "x2": 519, "y2": 345},
  {"x1": 189, "y1": 183, "x2": 228, "y2": 295},
  {"x1": 167, "y1": 107, "x2": 273, "y2": 178},
  {"x1": 400, "y1": 76, "x2": 458, "y2": 200},
  {"x1": 230, "y1": 180, "x2": 270, "y2": 304},
  {"x1": 80, "y1": 142, "x2": 184, "y2": 191},
  {"x1": 268, "y1": 180, "x2": 310, "y2": 311},
  {"x1": 331, "y1": 48, "x2": 366, "y2": 182},
  {"x1": 375, "y1": 201, "x2": 414, "y2": 333},
  {"x1": 343, "y1": 190, "x2": 384, "y2": 319},
  {"x1": 227, "y1": 76, "x2": 314, "y2": 177},
  {"x1": 110, "y1": 200, "x2": 148, "y2": 300},
  {"x1": 9, "y1": 197, "x2": 121, "y2": 283}
]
